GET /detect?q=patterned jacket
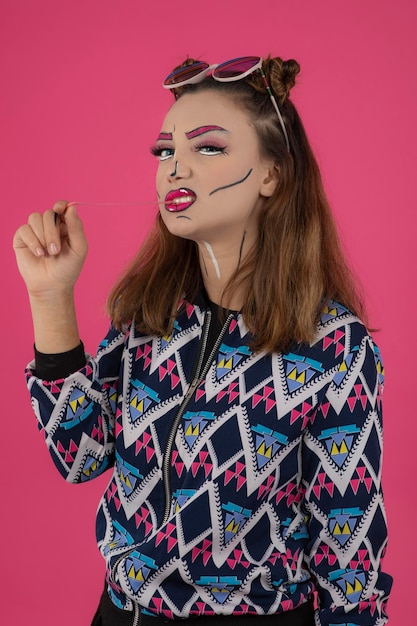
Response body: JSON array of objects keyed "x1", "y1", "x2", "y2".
[{"x1": 26, "y1": 299, "x2": 392, "y2": 624}]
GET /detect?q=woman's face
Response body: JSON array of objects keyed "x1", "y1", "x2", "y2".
[{"x1": 153, "y1": 90, "x2": 277, "y2": 247}]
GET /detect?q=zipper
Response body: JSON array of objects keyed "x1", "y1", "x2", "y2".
[
  {"x1": 132, "y1": 601, "x2": 140, "y2": 625},
  {"x1": 161, "y1": 310, "x2": 234, "y2": 524},
  {"x1": 111, "y1": 309, "x2": 234, "y2": 599}
]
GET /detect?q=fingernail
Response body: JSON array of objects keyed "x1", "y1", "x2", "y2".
[
  {"x1": 49, "y1": 243, "x2": 57, "y2": 255},
  {"x1": 35, "y1": 247, "x2": 44, "y2": 257}
]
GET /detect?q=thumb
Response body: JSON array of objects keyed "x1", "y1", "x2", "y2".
[{"x1": 59, "y1": 205, "x2": 88, "y2": 258}]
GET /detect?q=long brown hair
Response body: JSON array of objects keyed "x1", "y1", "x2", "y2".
[{"x1": 107, "y1": 56, "x2": 366, "y2": 352}]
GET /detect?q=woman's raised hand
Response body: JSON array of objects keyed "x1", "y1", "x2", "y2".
[
  {"x1": 13, "y1": 201, "x2": 88, "y2": 353},
  {"x1": 13, "y1": 201, "x2": 88, "y2": 298}
]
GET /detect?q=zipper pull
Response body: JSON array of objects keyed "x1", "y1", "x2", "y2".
[{"x1": 184, "y1": 377, "x2": 200, "y2": 402}]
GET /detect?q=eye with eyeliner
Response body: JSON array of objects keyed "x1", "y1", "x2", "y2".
[
  {"x1": 150, "y1": 144, "x2": 174, "y2": 161},
  {"x1": 194, "y1": 141, "x2": 228, "y2": 156},
  {"x1": 150, "y1": 138, "x2": 229, "y2": 161}
]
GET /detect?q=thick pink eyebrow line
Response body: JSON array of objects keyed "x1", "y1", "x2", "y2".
[
  {"x1": 157, "y1": 132, "x2": 173, "y2": 141},
  {"x1": 185, "y1": 125, "x2": 228, "y2": 139}
]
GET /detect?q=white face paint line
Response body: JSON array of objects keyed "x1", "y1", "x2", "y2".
[{"x1": 202, "y1": 241, "x2": 221, "y2": 279}]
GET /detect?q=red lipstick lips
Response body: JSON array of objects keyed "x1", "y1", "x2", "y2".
[{"x1": 164, "y1": 188, "x2": 196, "y2": 212}]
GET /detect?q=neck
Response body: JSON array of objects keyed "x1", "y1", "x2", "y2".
[{"x1": 197, "y1": 232, "x2": 253, "y2": 310}]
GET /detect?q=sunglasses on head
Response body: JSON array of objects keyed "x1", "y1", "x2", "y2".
[{"x1": 163, "y1": 56, "x2": 290, "y2": 153}]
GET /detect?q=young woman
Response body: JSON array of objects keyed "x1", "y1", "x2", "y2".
[{"x1": 14, "y1": 56, "x2": 392, "y2": 625}]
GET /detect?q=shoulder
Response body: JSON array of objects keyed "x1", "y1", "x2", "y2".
[
  {"x1": 311, "y1": 299, "x2": 383, "y2": 387},
  {"x1": 288, "y1": 300, "x2": 381, "y2": 374},
  {"x1": 315, "y1": 300, "x2": 375, "y2": 347}
]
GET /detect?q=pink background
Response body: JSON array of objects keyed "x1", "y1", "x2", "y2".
[{"x1": 1, "y1": 0, "x2": 415, "y2": 623}]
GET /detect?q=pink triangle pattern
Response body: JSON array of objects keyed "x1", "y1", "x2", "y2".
[
  {"x1": 135, "y1": 343, "x2": 152, "y2": 369},
  {"x1": 313, "y1": 544, "x2": 338, "y2": 567},
  {"x1": 323, "y1": 329, "x2": 345, "y2": 358},
  {"x1": 191, "y1": 451, "x2": 213, "y2": 479},
  {"x1": 155, "y1": 522, "x2": 178, "y2": 552},
  {"x1": 224, "y1": 461, "x2": 246, "y2": 491},
  {"x1": 347, "y1": 383, "x2": 369, "y2": 412},
  {"x1": 257, "y1": 474, "x2": 276, "y2": 500},
  {"x1": 226, "y1": 548, "x2": 250, "y2": 570},
  {"x1": 91, "y1": 415, "x2": 104, "y2": 443},
  {"x1": 191, "y1": 539, "x2": 213, "y2": 566},
  {"x1": 290, "y1": 401, "x2": 315, "y2": 428},
  {"x1": 172, "y1": 450, "x2": 185, "y2": 478},
  {"x1": 312, "y1": 472, "x2": 335, "y2": 499},
  {"x1": 158, "y1": 358, "x2": 181, "y2": 389},
  {"x1": 251, "y1": 385, "x2": 276, "y2": 413},
  {"x1": 350, "y1": 548, "x2": 371, "y2": 571},
  {"x1": 275, "y1": 481, "x2": 305, "y2": 507},
  {"x1": 194, "y1": 602, "x2": 215, "y2": 616},
  {"x1": 281, "y1": 547, "x2": 301, "y2": 572},
  {"x1": 135, "y1": 431, "x2": 156, "y2": 462},
  {"x1": 43, "y1": 380, "x2": 63, "y2": 395},
  {"x1": 358, "y1": 593, "x2": 380, "y2": 617},
  {"x1": 149, "y1": 596, "x2": 175, "y2": 621},
  {"x1": 195, "y1": 383, "x2": 206, "y2": 402},
  {"x1": 134, "y1": 506, "x2": 153, "y2": 536},
  {"x1": 350, "y1": 466, "x2": 373, "y2": 494},
  {"x1": 216, "y1": 381, "x2": 240, "y2": 404},
  {"x1": 57, "y1": 438, "x2": 79, "y2": 464}
]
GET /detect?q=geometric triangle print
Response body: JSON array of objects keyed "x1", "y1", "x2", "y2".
[
  {"x1": 321, "y1": 302, "x2": 349, "y2": 323},
  {"x1": 183, "y1": 411, "x2": 216, "y2": 449},
  {"x1": 63, "y1": 386, "x2": 93, "y2": 430},
  {"x1": 283, "y1": 352, "x2": 324, "y2": 393},
  {"x1": 125, "y1": 551, "x2": 158, "y2": 594},
  {"x1": 330, "y1": 568, "x2": 367, "y2": 604},
  {"x1": 252, "y1": 424, "x2": 288, "y2": 469},
  {"x1": 328, "y1": 507, "x2": 363, "y2": 546},
  {"x1": 195, "y1": 576, "x2": 241, "y2": 605},
  {"x1": 318, "y1": 424, "x2": 361, "y2": 468},
  {"x1": 215, "y1": 344, "x2": 251, "y2": 381},
  {"x1": 129, "y1": 379, "x2": 160, "y2": 423},
  {"x1": 222, "y1": 502, "x2": 251, "y2": 544}
]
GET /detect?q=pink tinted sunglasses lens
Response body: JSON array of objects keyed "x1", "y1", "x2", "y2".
[
  {"x1": 213, "y1": 56, "x2": 260, "y2": 79},
  {"x1": 163, "y1": 61, "x2": 210, "y2": 86}
]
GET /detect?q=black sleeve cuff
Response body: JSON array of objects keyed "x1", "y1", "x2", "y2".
[{"x1": 34, "y1": 341, "x2": 87, "y2": 381}]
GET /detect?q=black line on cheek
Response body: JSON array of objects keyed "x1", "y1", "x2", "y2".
[
  {"x1": 176, "y1": 215, "x2": 191, "y2": 220},
  {"x1": 208, "y1": 168, "x2": 253, "y2": 196}
]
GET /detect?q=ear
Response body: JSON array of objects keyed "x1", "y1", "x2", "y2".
[{"x1": 260, "y1": 163, "x2": 279, "y2": 198}]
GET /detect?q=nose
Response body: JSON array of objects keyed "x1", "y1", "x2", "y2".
[{"x1": 167, "y1": 155, "x2": 191, "y2": 181}]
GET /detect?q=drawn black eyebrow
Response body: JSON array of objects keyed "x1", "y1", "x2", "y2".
[{"x1": 209, "y1": 168, "x2": 253, "y2": 196}]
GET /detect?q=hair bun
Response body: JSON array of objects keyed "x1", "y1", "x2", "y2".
[{"x1": 265, "y1": 56, "x2": 300, "y2": 104}]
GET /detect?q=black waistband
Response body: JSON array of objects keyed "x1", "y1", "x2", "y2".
[{"x1": 93, "y1": 587, "x2": 315, "y2": 626}]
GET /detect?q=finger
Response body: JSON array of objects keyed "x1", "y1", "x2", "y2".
[
  {"x1": 13, "y1": 223, "x2": 46, "y2": 257},
  {"x1": 59, "y1": 205, "x2": 88, "y2": 258},
  {"x1": 52, "y1": 199, "x2": 70, "y2": 215},
  {"x1": 41, "y1": 208, "x2": 63, "y2": 255},
  {"x1": 27, "y1": 212, "x2": 48, "y2": 250}
]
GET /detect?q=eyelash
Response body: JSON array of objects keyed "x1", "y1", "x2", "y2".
[
  {"x1": 150, "y1": 145, "x2": 174, "y2": 161},
  {"x1": 150, "y1": 142, "x2": 228, "y2": 161},
  {"x1": 195, "y1": 142, "x2": 228, "y2": 156}
]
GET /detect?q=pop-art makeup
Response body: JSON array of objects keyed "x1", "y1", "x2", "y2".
[
  {"x1": 164, "y1": 187, "x2": 196, "y2": 212},
  {"x1": 185, "y1": 125, "x2": 229, "y2": 139},
  {"x1": 209, "y1": 168, "x2": 253, "y2": 196},
  {"x1": 202, "y1": 241, "x2": 221, "y2": 278},
  {"x1": 154, "y1": 90, "x2": 278, "y2": 248}
]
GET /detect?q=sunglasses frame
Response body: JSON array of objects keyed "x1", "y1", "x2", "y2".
[{"x1": 163, "y1": 56, "x2": 290, "y2": 153}]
